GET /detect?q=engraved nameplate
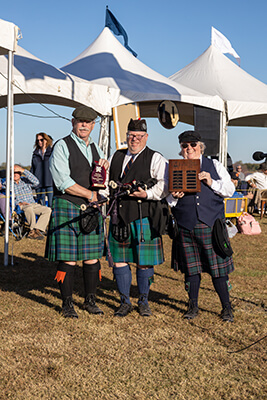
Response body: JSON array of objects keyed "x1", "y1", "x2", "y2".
[{"x1": 169, "y1": 159, "x2": 201, "y2": 192}]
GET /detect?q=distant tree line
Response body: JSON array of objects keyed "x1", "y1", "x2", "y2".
[{"x1": 233, "y1": 161, "x2": 262, "y2": 175}]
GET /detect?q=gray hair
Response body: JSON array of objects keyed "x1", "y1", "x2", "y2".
[{"x1": 179, "y1": 141, "x2": 206, "y2": 156}]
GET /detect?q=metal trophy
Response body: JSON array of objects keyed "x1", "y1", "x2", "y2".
[
  {"x1": 169, "y1": 159, "x2": 201, "y2": 192},
  {"x1": 91, "y1": 162, "x2": 106, "y2": 190}
]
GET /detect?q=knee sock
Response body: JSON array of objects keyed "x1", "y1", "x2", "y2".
[
  {"x1": 212, "y1": 275, "x2": 231, "y2": 307},
  {"x1": 54, "y1": 262, "x2": 75, "y2": 301},
  {"x1": 136, "y1": 267, "x2": 154, "y2": 304},
  {"x1": 185, "y1": 274, "x2": 201, "y2": 308},
  {"x1": 113, "y1": 265, "x2": 132, "y2": 304},
  {"x1": 83, "y1": 260, "x2": 100, "y2": 297}
]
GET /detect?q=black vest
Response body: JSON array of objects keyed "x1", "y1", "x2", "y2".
[
  {"x1": 109, "y1": 147, "x2": 165, "y2": 235},
  {"x1": 54, "y1": 135, "x2": 100, "y2": 206},
  {"x1": 172, "y1": 156, "x2": 225, "y2": 231}
]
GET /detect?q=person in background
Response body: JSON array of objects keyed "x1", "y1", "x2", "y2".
[
  {"x1": 46, "y1": 106, "x2": 109, "y2": 319},
  {"x1": 106, "y1": 118, "x2": 169, "y2": 317},
  {"x1": 245, "y1": 162, "x2": 267, "y2": 213},
  {"x1": 236, "y1": 164, "x2": 245, "y2": 180},
  {"x1": 31, "y1": 132, "x2": 53, "y2": 207},
  {"x1": 13, "y1": 164, "x2": 51, "y2": 240},
  {"x1": 0, "y1": 178, "x2": 10, "y2": 235},
  {"x1": 168, "y1": 130, "x2": 235, "y2": 322}
]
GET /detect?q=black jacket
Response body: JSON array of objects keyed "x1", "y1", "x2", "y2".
[{"x1": 31, "y1": 146, "x2": 53, "y2": 187}]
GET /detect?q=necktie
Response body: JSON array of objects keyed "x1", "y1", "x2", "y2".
[{"x1": 123, "y1": 155, "x2": 135, "y2": 177}]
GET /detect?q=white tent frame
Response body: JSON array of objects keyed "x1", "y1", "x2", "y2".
[{"x1": 0, "y1": 19, "x2": 20, "y2": 266}]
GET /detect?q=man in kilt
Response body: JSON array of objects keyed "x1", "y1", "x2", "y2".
[
  {"x1": 168, "y1": 130, "x2": 236, "y2": 322},
  {"x1": 45, "y1": 106, "x2": 109, "y2": 318},
  {"x1": 107, "y1": 118, "x2": 169, "y2": 317}
]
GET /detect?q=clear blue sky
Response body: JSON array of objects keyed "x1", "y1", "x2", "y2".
[{"x1": 1, "y1": 0, "x2": 267, "y2": 166}]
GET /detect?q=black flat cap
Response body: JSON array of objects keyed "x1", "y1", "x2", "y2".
[
  {"x1": 72, "y1": 106, "x2": 98, "y2": 122},
  {"x1": 178, "y1": 130, "x2": 201, "y2": 143},
  {"x1": 127, "y1": 118, "x2": 147, "y2": 132}
]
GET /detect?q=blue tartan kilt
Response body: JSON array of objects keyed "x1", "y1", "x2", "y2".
[
  {"x1": 45, "y1": 198, "x2": 104, "y2": 262},
  {"x1": 108, "y1": 217, "x2": 164, "y2": 266},
  {"x1": 172, "y1": 222, "x2": 234, "y2": 277}
]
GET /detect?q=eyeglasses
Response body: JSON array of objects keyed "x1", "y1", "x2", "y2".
[
  {"x1": 127, "y1": 133, "x2": 146, "y2": 141},
  {"x1": 181, "y1": 142, "x2": 198, "y2": 149},
  {"x1": 37, "y1": 138, "x2": 44, "y2": 142}
]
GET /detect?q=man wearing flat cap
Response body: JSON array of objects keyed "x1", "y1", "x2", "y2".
[
  {"x1": 46, "y1": 105, "x2": 109, "y2": 318},
  {"x1": 106, "y1": 118, "x2": 169, "y2": 317},
  {"x1": 168, "y1": 130, "x2": 236, "y2": 322}
]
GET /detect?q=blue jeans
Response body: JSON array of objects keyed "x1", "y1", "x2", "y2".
[{"x1": 36, "y1": 186, "x2": 53, "y2": 207}]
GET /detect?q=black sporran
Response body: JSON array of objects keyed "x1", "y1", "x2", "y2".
[
  {"x1": 212, "y1": 218, "x2": 233, "y2": 258},
  {"x1": 111, "y1": 221, "x2": 131, "y2": 243},
  {"x1": 167, "y1": 213, "x2": 179, "y2": 239},
  {"x1": 80, "y1": 207, "x2": 99, "y2": 234}
]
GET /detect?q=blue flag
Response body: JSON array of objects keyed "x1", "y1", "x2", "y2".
[{"x1": 105, "y1": 7, "x2": 137, "y2": 57}]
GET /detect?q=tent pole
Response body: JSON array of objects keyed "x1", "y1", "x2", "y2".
[
  {"x1": 98, "y1": 116, "x2": 111, "y2": 159},
  {"x1": 4, "y1": 50, "x2": 14, "y2": 266},
  {"x1": 219, "y1": 104, "x2": 228, "y2": 168}
]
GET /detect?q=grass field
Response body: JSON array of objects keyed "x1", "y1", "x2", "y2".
[{"x1": 0, "y1": 216, "x2": 266, "y2": 400}]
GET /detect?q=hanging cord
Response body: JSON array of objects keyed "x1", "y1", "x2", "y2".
[
  {"x1": 0, "y1": 70, "x2": 70, "y2": 122},
  {"x1": 227, "y1": 335, "x2": 266, "y2": 354}
]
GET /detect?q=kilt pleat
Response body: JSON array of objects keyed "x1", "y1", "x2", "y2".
[
  {"x1": 172, "y1": 222, "x2": 234, "y2": 277},
  {"x1": 108, "y1": 217, "x2": 164, "y2": 266},
  {"x1": 45, "y1": 198, "x2": 104, "y2": 261}
]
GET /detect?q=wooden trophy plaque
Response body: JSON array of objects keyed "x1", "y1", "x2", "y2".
[{"x1": 169, "y1": 159, "x2": 201, "y2": 192}]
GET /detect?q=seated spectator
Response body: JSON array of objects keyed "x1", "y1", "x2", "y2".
[
  {"x1": 230, "y1": 171, "x2": 253, "y2": 211},
  {"x1": 245, "y1": 162, "x2": 267, "y2": 212},
  {"x1": 13, "y1": 164, "x2": 51, "y2": 240},
  {"x1": 236, "y1": 164, "x2": 245, "y2": 180}
]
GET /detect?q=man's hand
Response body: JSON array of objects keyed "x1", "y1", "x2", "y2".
[
  {"x1": 88, "y1": 191, "x2": 98, "y2": 203},
  {"x1": 19, "y1": 202, "x2": 29, "y2": 206},
  {"x1": 14, "y1": 165, "x2": 25, "y2": 174},
  {"x1": 98, "y1": 159, "x2": 109, "y2": 170},
  {"x1": 130, "y1": 187, "x2": 147, "y2": 199}
]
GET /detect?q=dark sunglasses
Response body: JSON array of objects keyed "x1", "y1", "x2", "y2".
[
  {"x1": 37, "y1": 138, "x2": 44, "y2": 142},
  {"x1": 181, "y1": 142, "x2": 198, "y2": 149}
]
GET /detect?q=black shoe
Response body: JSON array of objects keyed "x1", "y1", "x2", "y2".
[
  {"x1": 114, "y1": 302, "x2": 133, "y2": 317},
  {"x1": 221, "y1": 303, "x2": 234, "y2": 322},
  {"x1": 183, "y1": 300, "x2": 199, "y2": 320},
  {"x1": 82, "y1": 294, "x2": 104, "y2": 315},
  {"x1": 138, "y1": 302, "x2": 152, "y2": 317},
  {"x1": 62, "y1": 297, "x2": 78, "y2": 319}
]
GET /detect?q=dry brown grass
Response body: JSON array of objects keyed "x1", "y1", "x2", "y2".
[{"x1": 0, "y1": 216, "x2": 266, "y2": 400}]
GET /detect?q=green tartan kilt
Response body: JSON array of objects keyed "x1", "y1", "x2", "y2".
[
  {"x1": 45, "y1": 198, "x2": 104, "y2": 262},
  {"x1": 108, "y1": 217, "x2": 164, "y2": 266}
]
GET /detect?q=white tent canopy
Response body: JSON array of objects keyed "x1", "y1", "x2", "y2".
[
  {"x1": 62, "y1": 27, "x2": 223, "y2": 125},
  {"x1": 0, "y1": 45, "x2": 120, "y2": 116},
  {"x1": 170, "y1": 45, "x2": 267, "y2": 126},
  {"x1": 0, "y1": 18, "x2": 19, "y2": 55}
]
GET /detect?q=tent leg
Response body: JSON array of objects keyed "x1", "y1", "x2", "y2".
[
  {"x1": 98, "y1": 116, "x2": 111, "y2": 159},
  {"x1": 4, "y1": 50, "x2": 14, "y2": 266}
]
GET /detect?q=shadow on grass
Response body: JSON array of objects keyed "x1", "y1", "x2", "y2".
[{"x1": 0, "y1": 251, "x2": 186, "y2": 315}]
